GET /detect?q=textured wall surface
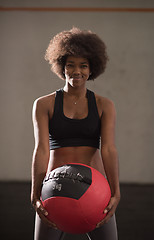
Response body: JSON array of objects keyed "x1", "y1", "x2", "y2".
[{"x1": 0, "y1": 0, "x2": 154, "y2": 182}]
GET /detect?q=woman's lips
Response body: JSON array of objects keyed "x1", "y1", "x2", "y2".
[{"x1": 72, "y1": 76, "x2": 82, "y2": 80}]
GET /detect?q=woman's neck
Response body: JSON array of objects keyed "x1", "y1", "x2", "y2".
[{"x1": 63, "y1": 84, "x2": 87, "y2": 98}]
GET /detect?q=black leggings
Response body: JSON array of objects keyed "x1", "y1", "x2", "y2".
[{"x1": 34, "y1": 213, "x2": 118, "y2": 240}]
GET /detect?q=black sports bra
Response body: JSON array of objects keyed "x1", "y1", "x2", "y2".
[{"x1": 49, "y1": 89, "x2": 101, "y2": 150}]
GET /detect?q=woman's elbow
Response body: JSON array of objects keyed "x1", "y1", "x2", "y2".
[{"x1": 101, "y1": 144, "x2": 118, "y2": 158}]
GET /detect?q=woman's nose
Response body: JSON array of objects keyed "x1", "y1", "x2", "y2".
[{"x1": 73, "y1": 66, "x2": 80, "y2": 74}]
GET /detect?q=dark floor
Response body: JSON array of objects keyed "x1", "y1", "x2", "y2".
[{"x1": 0, "y1": 182, "x2": 153, "y2": 240}]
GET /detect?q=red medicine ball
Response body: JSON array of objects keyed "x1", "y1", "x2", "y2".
[{"x1": 41, "y1": 163, "x2": 111, "y2": 234}]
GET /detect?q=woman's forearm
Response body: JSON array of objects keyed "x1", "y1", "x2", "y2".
[
  {"x1": 101, "y1": 145, "x2": 120, "y2": 197},
  {"x1": 31, "y1": 148, "x2": 49, "y2": 203}
]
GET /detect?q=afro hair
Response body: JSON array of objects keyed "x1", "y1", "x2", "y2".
[{"x1": 45, "y1": 27, "x2": 109, "y2": 80}]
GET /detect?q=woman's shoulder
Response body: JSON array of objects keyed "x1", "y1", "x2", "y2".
[
  {"x1": 33, "y1": 91, "x2": 56, "y2": 115},
  {"x1": 95, "y1": 92, "x2": 115, "y2": 106},
  {"x1": 34, "y1": 91, "x2": 56, "y2": 104},
  {"x1": 93, "y1": 92, "x2": 116, "y2": 116}
]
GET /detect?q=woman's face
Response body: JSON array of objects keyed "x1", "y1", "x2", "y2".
[{"x1": 64, "y1": 56, "x2": 91, "y2": 88}]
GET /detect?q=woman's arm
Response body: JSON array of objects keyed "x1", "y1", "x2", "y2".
[
  {"x1": 97, "y1": 98, "x2": 120, "y2": 226},
  {"x1": 31, "y1": 98, "x2": 50, "y2": 203},
  {"x1": 31, "y1": 97, "x2": 57, "y2": 228}
]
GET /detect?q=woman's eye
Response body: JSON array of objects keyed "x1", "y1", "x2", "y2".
[
  {"x1": 82, "y1": 65, "x2": 88, "y2": 68},
  {"x1": 67, "y1": 64, "x2": 74, "y2": 67}
]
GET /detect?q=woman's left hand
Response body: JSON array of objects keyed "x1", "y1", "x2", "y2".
[{"x1": 96, "y1": 195, "x2": 120, "y2": 228}]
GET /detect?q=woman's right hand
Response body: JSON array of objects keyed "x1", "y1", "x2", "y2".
[{"x1": 32, "y1": 199, "x2": 58, "y2": 229}]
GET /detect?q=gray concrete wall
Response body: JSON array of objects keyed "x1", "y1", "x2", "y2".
[{"x1": 0, "y1": 0, "x2": 154, "y2": 182}]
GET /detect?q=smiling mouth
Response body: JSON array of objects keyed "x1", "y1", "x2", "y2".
[
  {"x1": 73, "y1": 78, "x2": 81, "y2": 80},
  {"x1": 71, "y1": 76, "x2": 83, "y2": 80}
]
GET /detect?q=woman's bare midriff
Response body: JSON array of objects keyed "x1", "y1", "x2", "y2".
[{"x1": 47, "y1": 146, "x2": 106, "y2": 176}]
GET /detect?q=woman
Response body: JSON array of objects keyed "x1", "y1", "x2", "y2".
[{"x1": 31, "y1": 27, "x2": 120, "y2": 240}]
